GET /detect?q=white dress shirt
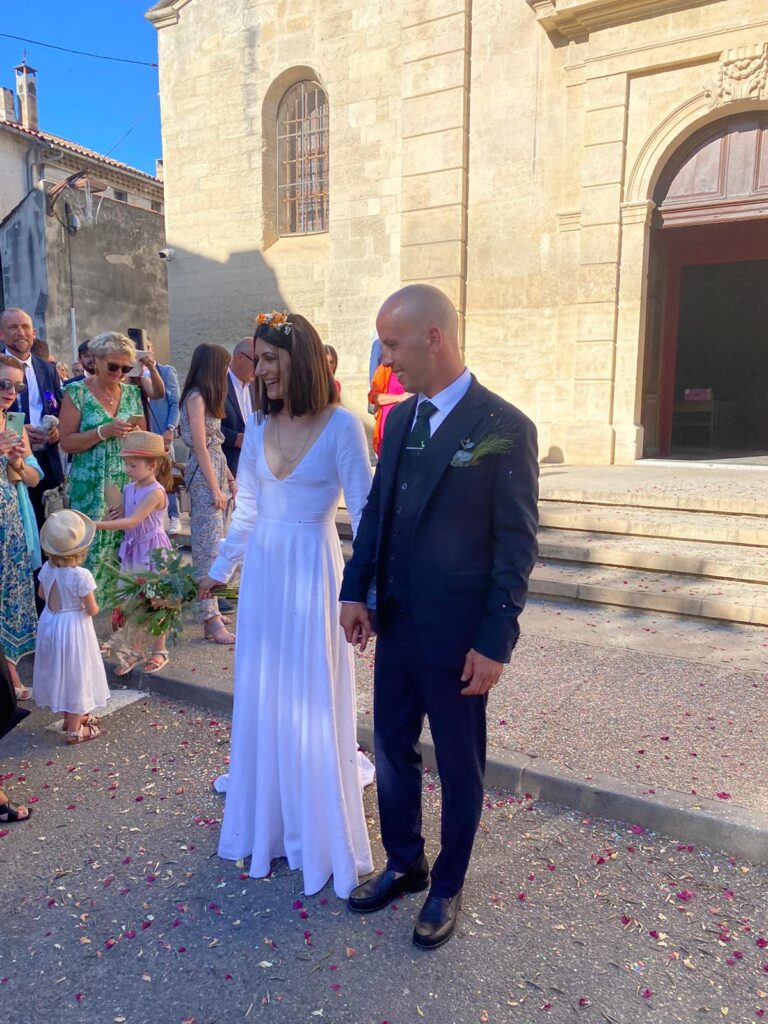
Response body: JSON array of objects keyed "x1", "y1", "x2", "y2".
[
  {"x1": 228, "y1": 369, "x2": 253, "y2": 423},
  {"x1": 412, "y1": 367, "x2": 472, "y2": 437},
  {"x1": 6, "y1": 350, "x2": 43, "y2": 425}
]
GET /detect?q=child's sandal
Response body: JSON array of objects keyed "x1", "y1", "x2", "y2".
[
  {"x1": 114, "y1": 651, "x2": 142, "y2": 677},
  {"x1": 143, "y1": 651, "x2": 169, "y2": 674},
  {"x1": 66, "y1": 722, "x2": 104, "y2": 745}
]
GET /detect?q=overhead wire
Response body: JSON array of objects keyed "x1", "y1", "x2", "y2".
[{"x1": 0, "y1": 32, "x2": 157, "y2": 68}]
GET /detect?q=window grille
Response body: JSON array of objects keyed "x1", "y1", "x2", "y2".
[{"x1": 277, "y1": 81, "x2": 329, "y2": 235}]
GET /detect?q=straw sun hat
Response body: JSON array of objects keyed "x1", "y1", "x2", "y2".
[
  {"x1": 119, "y1": 431, "x2": 166, "y2": 459},
  {"x1": 40, "y1": 510, "x2": 97, "y2": 558}
]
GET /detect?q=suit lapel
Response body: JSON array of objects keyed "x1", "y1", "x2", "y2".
[
  {"x1": 415, "y1": 379, "x2": 490, "y2": 515},
  {"x1": 378, "y1": 394, "x2": 416, "y2": 519}
]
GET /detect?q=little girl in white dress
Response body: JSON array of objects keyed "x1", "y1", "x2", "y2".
[{"x1": 33, "y1": 510, "x2": 110, "y2": 745}]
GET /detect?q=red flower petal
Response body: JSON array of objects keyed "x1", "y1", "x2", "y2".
[
  {"x1": 716, "y1": 792, "x2": 731, "y2": 800},
  {"x1": 642, "y1": 988, "x2": 653, "y2": 999}
]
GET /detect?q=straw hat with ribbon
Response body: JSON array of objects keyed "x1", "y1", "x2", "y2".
[
  {"x1": 119, "y1": 431, "x2": 166, "y2": 459},
  {"x1": 40, "y1": 510, "x2": 97, "y2": 557}
]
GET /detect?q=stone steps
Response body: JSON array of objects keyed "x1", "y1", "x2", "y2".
[
  {"x1": 538, "y1": 527, "x2": 768, "y2": 584},
  {"x1": 530, "y1": 559, "x2": 768, "y2": 626},
  {"x1": 540, "y1": 500, "x2": 768, "y2": 547}
]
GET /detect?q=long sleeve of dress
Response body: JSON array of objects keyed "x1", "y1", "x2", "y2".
[
  {"x1": 336, "y1": 411, "x2": 373, "y2": 539},
  {"x1": 208, "y1": 417, "x2": 260, "y2": 583}
]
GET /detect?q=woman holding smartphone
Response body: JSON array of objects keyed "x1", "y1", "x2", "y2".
[
  {"x1": 0, "y1": 354, "x2": 40, "y2": 697},
  {"x1": 59, "y1": 332, "x2": 146, "y2": 595}
]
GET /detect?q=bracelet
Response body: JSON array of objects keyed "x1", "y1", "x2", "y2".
[{"x1": 96, "y1": 425, "x2": 106, "y2": 441}]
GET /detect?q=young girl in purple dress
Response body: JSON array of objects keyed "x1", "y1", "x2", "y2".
[{"x1": 97, "y1": 431, "x2": 173, "y2": 675}]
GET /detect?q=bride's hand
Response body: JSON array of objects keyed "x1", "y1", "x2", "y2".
[{"x1": 197, "y1": 575, "x2": 223, "y2": 599}]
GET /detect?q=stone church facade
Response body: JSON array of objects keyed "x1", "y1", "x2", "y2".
[{"x1": 148, "y1": 0, "x2": 768, "y2": 464}]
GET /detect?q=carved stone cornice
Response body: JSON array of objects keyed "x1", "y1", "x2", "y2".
[
  {"x1": 703, "y1": 44, "x2": 768, "y2": 108},
  {"x1": 145, "y1": 0, "x2": 193, "y2": 29},
  {"x1": 527, "y1": 0, "x2": 719, "y2": 42}
]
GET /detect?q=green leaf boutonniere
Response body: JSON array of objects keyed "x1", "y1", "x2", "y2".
[{"x1": 450, "y1": 430, "x2": 517, "y2": 468}]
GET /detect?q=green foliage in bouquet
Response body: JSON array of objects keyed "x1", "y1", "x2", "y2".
[{"x1": 103, "y1": 549, "x2": 239, "y2": 643}]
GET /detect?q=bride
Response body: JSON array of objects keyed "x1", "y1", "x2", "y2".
[{"x1": 198, "y1": 313, "x2": 374, "y2": 899}]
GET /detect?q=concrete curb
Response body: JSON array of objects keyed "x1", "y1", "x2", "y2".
[{"x1": 111, "y1": 663, "x2": 768, "y2": 865}]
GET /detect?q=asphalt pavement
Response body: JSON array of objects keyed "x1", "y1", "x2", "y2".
[{"x1": 1, "y1": 694, "x2": 766, "y2": 1024}]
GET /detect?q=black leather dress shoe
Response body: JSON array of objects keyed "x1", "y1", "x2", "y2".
[
  {"x1": 412, "y1": 888, "x2": 462, "y2": 949},
  {"x1": 347, "y1": 857, "x2": 430, "y2": 913}
]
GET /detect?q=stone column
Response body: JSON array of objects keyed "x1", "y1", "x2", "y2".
[
  {"x1": 614, "y1": 200, "x2": 655, "y2": 463},
  {"x1": 570, "y1": 71, "x2": 629, "y2": 463},
  {"x1": 400, "y1": 0, "x2": 471, "y2": 338}
]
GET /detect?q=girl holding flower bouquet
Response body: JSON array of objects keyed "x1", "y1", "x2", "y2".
[{"x1": 97, "y1": 431, "x2": 173, "y2": 675}]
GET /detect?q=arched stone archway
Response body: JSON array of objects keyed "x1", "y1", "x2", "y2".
[{"x1": 638, "y1": 112, "x2": 768, "y2": 458}]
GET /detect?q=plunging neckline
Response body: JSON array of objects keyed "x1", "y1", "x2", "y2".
[
  {"x1": 262, "y1": 407, "x2": 338, "y2": 482},
  {"x1": 86, "y1": 380, "x2": 124, "y2": 419}
]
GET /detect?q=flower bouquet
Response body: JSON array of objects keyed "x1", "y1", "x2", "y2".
[{"x1": 102, "y1": 549, "x2": 238, "y2": 651}]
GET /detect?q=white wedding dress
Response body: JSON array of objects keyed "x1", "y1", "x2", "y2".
[{"x1": 209, "y1": 407, "x2": 375, "y2": 898}]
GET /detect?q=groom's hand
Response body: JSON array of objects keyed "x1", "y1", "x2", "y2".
[
  {"x1": 340, "y1": 602, "x2": 373, "y2": 652},
  {"x1": 460, "y1": 648, "x2": 503, "y2": 696}
]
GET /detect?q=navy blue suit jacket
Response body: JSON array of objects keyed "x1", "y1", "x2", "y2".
[
  {"x1": 221, "y1": 375, "x2": 254, "y2": 476},
  {"x1": 340, "y1": 377, "x2": 539, "y2": 667},
  {"x1": 11, "y1": 353, "x2": 64, "y2": 486}
]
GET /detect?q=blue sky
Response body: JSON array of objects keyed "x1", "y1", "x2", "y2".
[{"x1": 0, "y1": 0, "x2": 162, "y2": 176}]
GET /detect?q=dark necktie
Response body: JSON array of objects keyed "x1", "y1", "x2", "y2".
[{"x1": 405, "y1": 399, "x2": 437, "y2": 451}]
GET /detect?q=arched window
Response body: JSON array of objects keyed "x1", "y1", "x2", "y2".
[{"x1": 277, "y1": 80, "x2": 329, "y2": 235}]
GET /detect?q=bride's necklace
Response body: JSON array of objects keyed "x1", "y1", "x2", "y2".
[{"x1": 275, "y1": 414, "x2": 315, "y2": 465}]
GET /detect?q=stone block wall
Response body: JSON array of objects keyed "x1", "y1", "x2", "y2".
[{"x1": 151, "y1": 0, "x2": 768, "y2": 461}]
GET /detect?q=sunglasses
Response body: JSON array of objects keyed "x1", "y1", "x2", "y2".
[
  {"x1": 0, "y1": 380, "x2": 26, "y2": 394},
  {"x1": 106, "y1": 362, "x2": 134, "y2": 374}
]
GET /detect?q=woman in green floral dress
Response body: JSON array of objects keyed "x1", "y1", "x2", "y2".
[{"x1": 59, "y1": 333, "x2": 146, "y2": 595}]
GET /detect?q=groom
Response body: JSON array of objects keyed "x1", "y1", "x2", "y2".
[{"x1": 340, "y1": 284, "x2": 538, "y2": 949}]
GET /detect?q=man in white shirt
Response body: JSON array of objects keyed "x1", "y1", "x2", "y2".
[
  {"x1": 221, "y1": 338, "x2": 256, "y2": 477},
  {"x1": 1, "y1": 308, "x2": 64, "y2": 526}
]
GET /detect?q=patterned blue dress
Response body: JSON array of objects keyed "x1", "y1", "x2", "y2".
[{"x1": 0, "y1": 455, "x2": 37, "y2": 664}]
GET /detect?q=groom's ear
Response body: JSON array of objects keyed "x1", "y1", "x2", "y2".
[{"x1": 425, "y1": 325, "x2": 444, "y2": 353}]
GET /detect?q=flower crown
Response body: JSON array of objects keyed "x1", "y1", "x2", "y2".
[{"x1": 255, "y1": 311, "x2": 292, "y2": 336}]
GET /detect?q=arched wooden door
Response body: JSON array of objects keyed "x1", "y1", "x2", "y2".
[{"x1": 643, "y1": 114, "x2": 768, "y2": 458}]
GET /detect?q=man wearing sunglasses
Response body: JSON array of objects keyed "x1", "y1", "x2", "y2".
[
  {"x1": 1, "y1": 308, "x2": 64, "y2": 528},
  {"x1": 221, "y1": 338, "x2": 256, "y2": 478}
]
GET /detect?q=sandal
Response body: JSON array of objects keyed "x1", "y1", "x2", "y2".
[
  {"x1": 114, "y1": 651, "x2": 142, "y2": 677},
  {"x1": 13, "y1": 686, "x2": 31, "y2": 701},
  {"x1": 67, "y1": 722, "x2": 104, "y2": 745},
  {"x1": 62, "y1": 714, "x2": 98, "y2": 733},
  {"x1": 0, "y1": 800, "x2": 32, "y2": 823},
  {"x1": 143, "y1": 651, "x2": 169, "y2": 674},
  {"x1": 203, "y1": 618, "x2": 236, "y2": 645}
]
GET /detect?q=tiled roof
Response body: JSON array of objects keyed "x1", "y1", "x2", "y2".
[{"x1": 0, "y1": 118, "x2": 162, "y2": 189}]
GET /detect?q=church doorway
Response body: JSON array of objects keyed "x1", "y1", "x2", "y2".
[{"x1": 641, "y1": 114, "x2": 768, "y2": 461}]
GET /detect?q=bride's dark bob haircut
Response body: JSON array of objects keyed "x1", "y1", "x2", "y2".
[{"x1": 255, "y1": 313, "x2": 339, "y2": 418}]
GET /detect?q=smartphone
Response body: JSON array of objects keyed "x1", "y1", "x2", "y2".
[
  {"x1": 4, "y1": 411, "x2": 25, "y2": 439},
  {"x1": 127, "y1": 327, "x2": 146, "y2": 351}
]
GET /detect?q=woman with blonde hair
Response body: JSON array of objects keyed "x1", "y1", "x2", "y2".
[
  {"x1": 59, "y1": 332, "x2": 146, "y2": 592},
  {"x1": 180, "y1": 343, "x2": 237, "y2": 644}
]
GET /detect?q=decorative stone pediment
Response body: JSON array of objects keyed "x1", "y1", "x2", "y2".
[
  {"x1": 527, "y1": 0, "x2": 720, "y2": 41},
  {"x1": 704, "y1": 44, "x2": 768, "y2": 108}
]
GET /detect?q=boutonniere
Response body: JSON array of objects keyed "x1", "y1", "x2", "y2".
[
  {"x1": 43, "y1": 389, "x2": 59, "y2": 412},
  {"x1": 450, "y1": 430, "x2": 517, "y2": 467}
]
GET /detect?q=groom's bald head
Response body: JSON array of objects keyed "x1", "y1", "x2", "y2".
[{"x1": 376, "y1": 284, "x2": 463, "y2": 397}]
